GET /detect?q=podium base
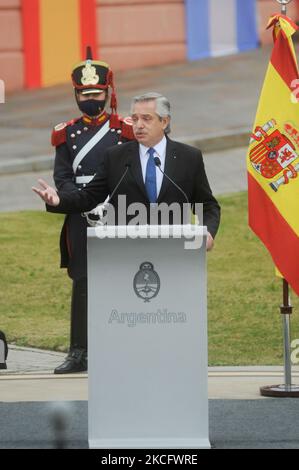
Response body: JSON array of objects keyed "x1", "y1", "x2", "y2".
[
  {"x1": 260, "y1": 384, "x2": 299, "y2": 397},
  {"x1": 89, "y1": 437, "x2": 211, "y2": 449}
]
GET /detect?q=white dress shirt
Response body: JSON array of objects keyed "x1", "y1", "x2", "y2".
[{"x1": 139, "y1": 135, "x2": 167, "y2": 197}]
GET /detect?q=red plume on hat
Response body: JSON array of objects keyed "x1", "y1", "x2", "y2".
[{"x1": 85, "y1": 45, "x2": 93, "y2": 60}]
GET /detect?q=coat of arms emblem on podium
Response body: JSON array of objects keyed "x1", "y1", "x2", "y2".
[{"x1": 133, "y1": 262, "x2": 160, "y2": 302}]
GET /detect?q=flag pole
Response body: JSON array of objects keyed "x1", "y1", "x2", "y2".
[
  {"x1": 281, "y1": 279, "x2": 292, "y2": 389},
  {"x1": 277, "y1": 0, "x2": 292, "y2": 15},
  {"x1": 260, "y1": 278, "x2": 299, "y2": 396},
  {"x1": 260, "y1": 0, "x2": 299, "y2": 397}
]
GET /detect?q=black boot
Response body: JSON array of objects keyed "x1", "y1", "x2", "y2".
[
  {"x1": 54, "y1": 347, "x2": 87, "y2": 374},
  {"x1": 54, "y1": 278, "x2": 88, "y2": 374}
]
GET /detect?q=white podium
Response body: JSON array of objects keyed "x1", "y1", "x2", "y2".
[{"x1": 87, "y1": 225, "x2": 210, "y2": 449}]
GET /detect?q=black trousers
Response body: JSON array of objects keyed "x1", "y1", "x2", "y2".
[{"x1": 70, "y1": 277, "x2": 87, "y2": 352}]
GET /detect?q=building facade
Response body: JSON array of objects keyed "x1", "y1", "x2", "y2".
[{"x1": 1, "y1": 0, "x2": 298, "y2": 92}]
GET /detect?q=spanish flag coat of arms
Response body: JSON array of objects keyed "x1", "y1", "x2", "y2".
[{"x1": 247, "y1": 14, "x2": 299, "y2": 295}]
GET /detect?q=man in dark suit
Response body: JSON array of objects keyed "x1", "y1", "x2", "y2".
[{"x1": 33, "y1": 92, "x2": 220, "y2": 249}]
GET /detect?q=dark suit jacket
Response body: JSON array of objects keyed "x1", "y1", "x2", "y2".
[{"x1": 49, "y1": 138, "x2": 221, "y2": 238}]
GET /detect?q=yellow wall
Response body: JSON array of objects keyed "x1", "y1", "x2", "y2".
[{"x1": 40, "y1": 0, "x2": 81, "y2": 86}]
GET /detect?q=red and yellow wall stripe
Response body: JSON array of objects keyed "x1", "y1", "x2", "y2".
[{"x1": 21, "y1": 0, "x2": 97, "y2": 89}]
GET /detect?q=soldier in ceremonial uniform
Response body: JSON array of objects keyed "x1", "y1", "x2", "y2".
[{"x1": 52, "y1": 48, "x2": 134, "y2": 374}]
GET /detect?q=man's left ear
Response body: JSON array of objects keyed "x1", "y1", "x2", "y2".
[{"x1": 162, "y1": 116, "x2": 170, "y2": 129}]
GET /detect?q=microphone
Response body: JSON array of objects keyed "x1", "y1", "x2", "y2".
[
  {"x1": 107, "y1": 161, "x2": 131, "y2": 204},
  {"x1": 154, "y1": 156, "x2": 189, "y2": 205}
]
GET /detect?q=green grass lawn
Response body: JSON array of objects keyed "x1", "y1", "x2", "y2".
[{"x1": 0, "y1": 191, "x2": 298, "y2": 364}]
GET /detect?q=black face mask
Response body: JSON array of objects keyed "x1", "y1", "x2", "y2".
[{"x1": 77, "y1": 99, "x2": 106, "y2": 117}]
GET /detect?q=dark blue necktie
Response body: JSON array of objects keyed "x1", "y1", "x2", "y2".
[{"x1": 145, "y1": 147, "x2": 157, "y2": 203}]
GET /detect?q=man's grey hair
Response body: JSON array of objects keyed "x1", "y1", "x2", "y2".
[{"x1": 131, "y1": 92, "x2": 171, "y2": 134}]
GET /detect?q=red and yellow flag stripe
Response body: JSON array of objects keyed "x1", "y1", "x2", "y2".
[
  {"x1": 247, "y1": 14, "x2": 299, "y2": 295},
  {"x1": 21, "y1": 0, "x2": 97, "y2": 89}
]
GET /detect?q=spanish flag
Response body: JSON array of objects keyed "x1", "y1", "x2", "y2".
[{"x1": 247, "y1": 14, "x2": 299, "y2": 296}]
